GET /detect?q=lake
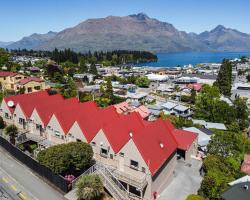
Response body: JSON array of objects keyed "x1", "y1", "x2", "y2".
[{"x1": 136, "y1": 51, "x2": 250, "y2": 67}]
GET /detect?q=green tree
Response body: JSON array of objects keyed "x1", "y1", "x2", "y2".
[
  {"x1": 214, "y1": 59, "x2": 232, "y2": 96},
  {"x1": 0, "y1": 48, "x2": 9, "y2": 67},
  {"x1": 61, "y1": 78, "x2": 77, "y2": 99},
  {"x1": 0, "y1": 116, "x2": 5, "y2": 129},
  {"x1": 186, "y1": 194, "x2": 205, "y2": 200},
  {"x1": 4, "y1": 124, "x2": 18, "y2": 145},
  {"x1": 233, "y1": 97, "x2": 248, "y2": 130},
  {"x1": 76, "y1": 174, "x2": 103, "y2": 200},
  {"x1": 135, "y1": 76, "x2": 150, "y2": 88},
  {"x1": 89, "y1": 63, "x2": 98, "y2": 75},
  {"x1": 105, "y1": 79, "x2": 113, "y2": 100},
  {"x1": 190, "y1": 88, "x2": 196, "y2": 104},
  {"x1": 37, "y1": 142, "x2": 93, "y2": 174}
]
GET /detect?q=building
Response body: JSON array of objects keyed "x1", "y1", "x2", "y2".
[
  {"x1": 0, "y1": 71, "x2": 25, "y2": 91},
  {"x1": 16, "y1": 77, "x2": 47, "y2": 93},
  {"x1": 0, "y1": 71, "x2": 48, "y2": 93},
  {"x1": 221, "y1": 176, "x2": 250, "y2": 200},
  {"x1": 0, "y1": 91, "x2": 198, "y2": 200}
]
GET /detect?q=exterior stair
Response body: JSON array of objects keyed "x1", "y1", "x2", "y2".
[{"x1": 72, "y1": 162, "x2": 130, "y2": 200}]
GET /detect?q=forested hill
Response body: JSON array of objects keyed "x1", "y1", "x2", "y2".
[{"x1": 10, "y1": 48, "x2": 157, "y2": 65}]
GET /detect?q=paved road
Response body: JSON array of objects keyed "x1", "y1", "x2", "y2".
[
  {"x1": 0, "y1": 147, "x2": 66, "y2": 200},
  {"x1": 158, "y1": 159, "x2": 203, "y2": 200}
]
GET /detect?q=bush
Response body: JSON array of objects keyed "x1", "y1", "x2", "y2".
[
  {"x1": 37, "y1": 142, "x2": 93, "y2": 174},
  {"x1": 76, "y1": 174, "x2": 103, "y2": 200},
  {"x1": 186, "y1": 194, "x2": 205, "y2": 200},
  {"x1": 0, "y1": 116, "x2": 5, "y2": 129}
]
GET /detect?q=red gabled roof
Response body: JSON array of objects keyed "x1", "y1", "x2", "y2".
[
  {"x1": 0, "y1": 71, "x2": 18, "y2": 77},
  {"x1": 18, "y1": 77, "x2": 44, "y2": 85},
  {"x1": 4, "y1": 91, "x2": 50, "y2": 114},
  {"x1": 171, "y1": 129, "x2": 197, "y2": 150},
  {"x1": 133, "y1": 119, "x2": 178, "y2": 176},
  {"x1": 3, "y1": 91, "x2": 198, "y2": 176}
]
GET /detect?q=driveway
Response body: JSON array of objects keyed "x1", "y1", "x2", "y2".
[{"x1": 158, "y1": 159, "x2": 203, "y2": 200}]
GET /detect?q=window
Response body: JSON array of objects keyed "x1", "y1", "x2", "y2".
[
  {"x1": 36, "y1": 124, "x2": 41, "y2": 130},
  {"x1": 100, "y1": 148, "x2": 108, "y2": 158},
  {"x1": 5, "y1": 113, "x2": 9, "y2": 119},
  {"x1": 34, "y1": 86, "x2": 41, "y2": 90},
  {"x1": 19, "y1": 118, "x2": 24, "y2": 124},
  {"x1": 119, "y1": 152, "x2": 125, "y2": 157},
  {"x1": 110, "y1": 154, "x2": 113, "y2": 159},
  {"x1": 130, "y1": 160, "x2": 139, "y2": 170},
  {"x1": 142, "y1": 167, "x2": 146, "y2": 173},
  {"x1": 91, "y1": 142, "x2": 96, "y2": 146},
  {"x1": 28, "y1": 87, "x2": 32, "y2": 93},
  {"x1": 54, "y1": 131, "x2": 60, "y2": 138}
]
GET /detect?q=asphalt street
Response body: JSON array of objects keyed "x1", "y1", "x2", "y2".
[{"x1": 0, "y1": 147, "x2": 66, "y2": 200}]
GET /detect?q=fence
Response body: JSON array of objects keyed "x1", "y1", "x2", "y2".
[{"x1": 0, "y1": 136, "x2": 69, "y2": 193}]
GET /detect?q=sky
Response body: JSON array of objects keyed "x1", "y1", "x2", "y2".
[{"x1": 0, "y1": 0, "x2": 250, "y2": 41}]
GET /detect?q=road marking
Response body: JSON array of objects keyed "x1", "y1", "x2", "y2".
[
  {"x1": 11, "y1": 184, "x2": 17, "y2": 191},
  {"x1": 2, "y1": 177, "x2": 8, "y2": 183},
  {"x1": 19, "y1": 192, "x2": 27, "y2": 200}
]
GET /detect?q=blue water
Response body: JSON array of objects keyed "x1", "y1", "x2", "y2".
[{"x1": 137, "y1": 52, "x2": 250, "y2": 67}]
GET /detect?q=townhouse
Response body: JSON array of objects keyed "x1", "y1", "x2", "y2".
[
  {"x1": 0, "y1": 91, "x2": 197, "y2": 200},
  {"x1": 0, "y1": 71, "x2": 25, "y2": 91},
  {"x1": 0, "y1": 71, "x2": 48, "y2": 93}
]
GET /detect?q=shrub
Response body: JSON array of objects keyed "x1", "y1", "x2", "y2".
[
  {"x1": 37, "y1": 142, "x2": 93, "y2": 174},
  {"x1": 76, "y1": 174, "x2": 103, "y2": 200}
]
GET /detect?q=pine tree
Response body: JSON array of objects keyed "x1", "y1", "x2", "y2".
[{"x1": 214, "y1": 59, "x2": 232, "y2": 96}]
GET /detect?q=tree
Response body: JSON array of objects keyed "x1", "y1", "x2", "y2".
[
  {"x1": 186, "y1": 194, "x2": 205, "y2": 200},
  {"x1": 135, "y1": 76, "x2": 150, "y2": 88},
  {"x1": 37, "y1": 142, "x2": 93, "y2": 174},
  {"x1": 61, "y1": 78, "x2": 77, "y2": 99},
  {"x1": 105, "y1": 79, "x2": 113, "y2": 100},
  {"x1": 206, "y1": 130, "x2": 244, "y2": 167},
  {"x1": 214, "y1": 59, "x2": 232, "y2": 96},
  {"x1": 0, "y1": 48, "x2": 9, "y2": 67},
  {"x1": 89, "y1": 63, "x2": 98, "y2": 76},
  {"x1": 0, "y1": 116, "x2": 5, "y2": 129},
  {"x1": 76, "y1": 174, "x2": 103, "y2": 200},
  {"x1": 233, "y1": 97, "x2": 248, "y2": 130},
  {"x1": 4, "y1": 124, "x2": 18, "y2": 145},
  {"x1": 190, "y1": 88, "x2": 196, "y2": 104}
]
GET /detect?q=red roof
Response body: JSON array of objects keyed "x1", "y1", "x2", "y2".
[
  {"x1": 241, "y1": 154, "x2": 250, "y2": 175},
  {"x1": 4, "y1": 91, "x2": 51, "y2": 114},
  {"x1": 0, "y1": 71, "x2": 18, "y2": 77},
  {"x1": 18, "y1": 77, "x2": 44, "y2": 85},
  {"x1": 187, "y1": 83, "x2": 202, "y2": 91},
  {"x1": 3, "y1": 92, "x2": 198, "y2": 176},
  {"x1": 171, "y1": 129, "x2": 197, "y2": 150}
]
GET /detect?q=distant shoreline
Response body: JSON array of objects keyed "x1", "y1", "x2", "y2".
[{"x1": 136, "y1": 51, "x2": 250, "y2": 68}]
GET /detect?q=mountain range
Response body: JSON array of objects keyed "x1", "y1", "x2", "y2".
[{"x1": 5, "y1": 13, "x2": 250, "y2": 53}]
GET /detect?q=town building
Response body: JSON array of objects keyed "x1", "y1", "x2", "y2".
[
  {"x1": 0, "y1": 71, "x2": 48, "y2": 93},
  {"x1": 0, "y1": 91, "x2": 198, "y2": 200}
]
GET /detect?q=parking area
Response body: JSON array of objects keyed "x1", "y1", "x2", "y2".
[{"x1": 158, "y1": 159, "x2": 203, "y2": 200}]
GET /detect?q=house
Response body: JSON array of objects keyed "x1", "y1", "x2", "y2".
[
  {"x1": 221, "y1": 176, "x2": 250, "y2": 200},
  {"x1": 0, "y1": 71, "x2": 48, "y2": 93},
  {"x1": 192, "y1": 119, "x2": 227, "y2": 130},
  {"x1": 0, "y1": 91, "x2": 198, "y2": 200},
  {"x1": 126, "y1": 92, "x2": 148, "y2": 103},
  {"x1": 183, "y1": 127, "x2": 211, "y2": 148},
  {"x1": 0, "y1": 71, "x2": 25, "y2": 91},
  {"x1": 173, "y1": 105, "x2": 192, "y2": 117},
  {"x1": 162, "y1": 102, "x2": 178, "y2": 114},
  {"x1": 16, "y1": 77, "x2": 47, "y2": 93}
]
